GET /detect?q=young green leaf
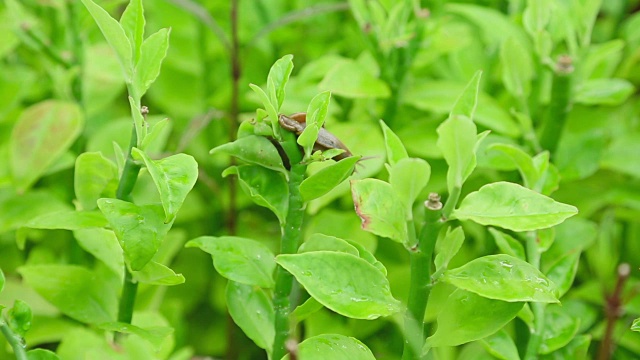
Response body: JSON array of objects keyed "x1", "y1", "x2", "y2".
[
  {"x1": 131, "y1": 148, "x2": 198, "y2": 223},
  {"x1": 23, "y1": 210, "x2": 108, "y2": 230},
  {"x1": 18, "y1": 265, "x2": 117, "y2": 324},
  {"x1": 129, "y1": 96, "x2": 146, "y2": 146},
  {"x1": 488, "y1": 144, "x2": 540, "y2": 190},
  {"x1": 442, "y1": 254, "x2": 559, "y2": 303},
  {"x1": 488, "y1": 228, "x2": 526, "y2": 261},
  {"x1": 450, "y1": 70, "x2": 482, "y2": 119},
  {"x1": 0, "y1": 191, "x2": 70, "y2": 235},
  {"x1": 434, "y1": 227, "x2": 465, "y2": 273},
  {"x1": 223, "y1": 165, "x2": 288, "y2": 225},
  {"x1": 141, "y1": 118, "x2": 171, "y2": 151},
  {"x1": 249, "y1": 84, "x2": 280, "y2": 134},
  {"x1": 74, "y1": 228, "x2": 123, "y2": 276},
  {"x1": 132, "y1": 261, "x2": 185, "y2": 286},
  {"x1": 299, "y1": 234, "x2": 360, "y2": 256},
  {"x1": 276, "y1": 252, "x2": 401, "y2": 319},
  {"x1": 500, "y1": 36, "x2": 533, "y2": 99},
  {"x1": 210, "y1": 135, "x2": 287, "y2": 174},
  {"x1": 98, "y1": 322, "x2": 172, "y2": 350},
  {"x1": 389, "y1": 157, "x2": 431, "y2": 217},
  {"x1": 545, "y1": 252, "x2": 580, "y2": 298},
  {"x1": 425, "y1": 289, "x2": 524, "y2": 347},
  {"x1": 74, "y1": 152, "x2": 119, "y2": 211},
  {"x1": 186, "y1": 236, "x2": 276, "y2": 288},
  {"x1": 80, "y1": 0, "x2": 133, "y2": 81},
  {"x1": 286, "y1": 334, "x2": 376, "y2": 360},
  {"x1": 539, "y1": 305, "x2": 580, "y2": 354},
  {"x1": 133, "y1": 28, "x2": 170, "y2": 98},
  {"x1": 226, "y1": 281, "x2": 274, "y2": 352},
  {"x1": 436, "y1": 115, "x2": 482, "y2": 195},
  {"x1": 7, "y1": 299, "x2": 31, "y2": 337},
  {"x1": 267, "y1": 54, "x2": 294, "y2": 110},
  {"x1": 574, "y1": 78, "x2": 635, "y2": 105},
  {"x1": 632, "y1": 318, "x2": 640, "y2": 332},
  {"x1": 379, "y1": 120, "x2": 408, "y2": 166},
  {"x1": 319, "y1": 60, "x2": 390, "y2": 98},
  {"x1": 292, "y1": 297, "x2": 324, "y2": 323},
  {"x1": 351, "y1": 179, "x2": 408, "y2": 243},
  {"x1": 300, "y1": 156, "x2": 360, "y2": 202},
  {"x1": 26, "y1": 349, "x2": 60, "y2": 360},
  {"x1": 481, "y1": 330, "x2": 521, "y2": 360},
  {"x1": 0, "y1": 268, "x2": 4, "y2": 293},
  {"x1": 10, "y1": 100, "x2": 84, "y2": 192},
  {"x1": 452, "y1": 182, "x2": 578, "y2": 231},
  {"x1": 298, "y1": 91, "x2": 331, "y2": 158},
  {"x1": 119, "y1": 0, "x2": 144, "y2": 62},
  {"x1": 97, "y1": 199, "x2": 172, "y2": 271}
]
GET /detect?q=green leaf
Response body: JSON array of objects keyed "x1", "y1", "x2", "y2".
[
  {"x1": 481, "y1": 330, "x2": 521, "y2": 360},
  {"x1": 545, "y1": 252, "x2": 580, "y2": 299},
  {"x1": 129, "y1": 96, "x2": 146, "y2": 147},
  {"x1": 119, "y1": 0, "x2": 144, "y2": 62},
  {"x1": 539, "y1": 305, "x2": 580, "y2": 354},
  {"x1": 8, "y1": 299, "x2": 31, "y2": 337},
  {"x1": 319, "y1": 60, "x2": 390, "y2": 98},
  {"x1": 226, "y1": 281, "x2": 274, "y2": 352},
  {"x1": 80, "y1": 0, "x2": 133, "y2": 80},
  {"x1": 0, "y1": 190, "x2": 70, "y2": 235},
  {"x1": 133, "y1": 28, "x2": 170, "y2": 98},
  {"x1": 379, "y1": 120, "x2": 408, "y2": 166},
  {"x1": 523, "y1": 0, "x2": 552, "y2": 34},
  {"x1": 210, "y1": 135, "x2": 287, "y2": 174},
  {"x1": 298, "y1": 91, "x2": 331, "y2": 158},
  {"x1": 452, "y1": 182, "x2": 578, "y2": 231},
  {"x1": 132, "y1": 261, "x2": 185, "y2": 286},
  {"x1": 403, "y1": 80, "x2": 520, "y2": 137},
  {"x1": 19, "y1": 265, "x2": 117, "y2": 324},
  {"x1": 350, "y1": 179, "x2": 408, "y2": 243},
  {"x1": 426, "y1": 289, "x2": 524, "y2": 347},
  {"x1": 97, "y1": 199, "x2": 172, "y2": 271},
  {"x1": 249, "y1": 84, "x2": 280, "y2": 134},
  {"x1": 74, "y1": 228, "x2": 123, "y2": 276},
  {"x1": 23, "y1": 210, "x2": 108, "y2": 230},
  {"x1": 141, "y1": 118, "x2": 171, "y2": 151},
  {"x1": 223, "y1": 165, "x2": 288, "y2": 224},
  {"x1": 267, "y1": 54, "x2": 294, "y2": 110},
  {"x1": 276, "y1": 252, "x2": 401, "y2": 319},
  {"x1": 0, "y1": 267, "x2": 4, "y2": 293},
  {"x1": 574, "y1": 78, "x2": 635, "y2": 105},
  {"x1": 601, "y1": 133, "x2": 640, "y2": 178},
  {"x1": 300, "y1": 156, "x2": 360, "y2": 202},
  {"x1": 442, "y1": 254, "x2": 559, "y2": 303},
  {"x1": 389, "y1": 157, "x2": 431, "y2": 217},
  {"x1": 500, "y1": 36, "x2": 533, "y2": 98},
  {"x1": 299, "y1": 234, "x2": 359, "y2": 256},
  {"x1": 186, "y1": 236, "x2": 276, "y2": 288},
  {"x1": 27, "y1": 349, "x2": 60, "y2": 360},
  {"x1": 74, "y1": 152, "x2": 119, "y2": 211},
  {"x1": 98, "y1": 322, "x2": 173, "y2": 350},
  {"x1": 437, "y1": 115, "x2": 483, "y2": 194},
  {"x1": 285, "y1": 334, "x2": 376, "y2": 360},
  {"x1": 132, "y1": 148, "x2": 198, "y2": 223},
  {"x1": 540, "y1": 335, "x2": 590, "y2": 360},
  {"x1": 488, "y1": 144, "x2": 540, "y2": 190},
  {"x1": 434, "y1": 227, "x2": 465, "y2": 273},
  {"x1": 10, "y1": 100, "x2": 84, "y2": 192},
  {"x1": 488, "y1": 228, "x2": 526, "y2": 261},
  {"x1": 632, "y1": 318, "x2": 640, "y2": 332},
  {"x1": 450, "y1": 70, "x2": 482, "y2": 119},
  {"x1": 345, "y1": 239, "x2": 387, "y2": 275}
]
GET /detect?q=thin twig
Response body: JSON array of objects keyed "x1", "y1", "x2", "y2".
[
  {"x1": 164, "y1": 0, "x2": 231, "y2": 51},
  {"x1": 598, "y1": 263, "x2": 631, "y2": 360},
  {"x1": 250, "y1": 3, "x2": 350, "y2": 43}
]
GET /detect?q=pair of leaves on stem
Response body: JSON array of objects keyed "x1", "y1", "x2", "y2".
[{"x1": 187, "y1": 234, "x2": 400, "y2": 353}]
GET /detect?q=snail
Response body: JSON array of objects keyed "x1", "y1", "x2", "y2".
[{"x1": 278, "y1": 113, "x2": 353, "y2": 161}]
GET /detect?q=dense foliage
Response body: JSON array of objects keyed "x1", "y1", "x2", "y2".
[{"x1": 1, "y1": 0, "x2": 640, "y2": 359}]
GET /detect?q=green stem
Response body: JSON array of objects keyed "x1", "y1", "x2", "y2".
[
  {"x1": 539, "y1": 55, "x2": 573, "y2": 156},
  {"x1": 524, "y1": 231, "x2": 545, "y2": 360},
  {"x1": 402, "y1": 196, "x2": 442, "y2": 360},
  {"x1": 115, "y1": 125, "x2": 142, "y2": 333},
  {"x1": 272, "y1": 162, "x2": 307, "y2": 360},
  {"x1": 441, "y1": 185, "x2": 461, "y2": 220},
  {"x1": 0, "y1": 321, "x2": 28, "y2": 360}
]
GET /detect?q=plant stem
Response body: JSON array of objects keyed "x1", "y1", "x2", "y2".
[
  {"x1": 227, "y1": 0, "x2": 241, "y2": 237},
  {"x1": 0, "y1": 321, "x2": 28, "y2": 360},
  {"x1": 402, "y1": 194, "x2": 443, "y2": 360},
  {"x1": 115, "y1": 125, "x2": 142, "y2": 333},
  {"x1": 524, "y1": 231, "x2": 544, "y2": 360},
  {"x1": 539, "y1": 55, "x2": 573, "y2": 156},
  {"x1": 441, "y1": 185, "x2": 461, "y2": 220},
  {"x1": 272, "y1": 162, "x2": 307, "y2": 360},
  {"x1": 598, "y1": 263, "x2": 631, "y2": 360}
]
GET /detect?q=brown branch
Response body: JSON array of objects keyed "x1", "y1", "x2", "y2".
[{"x1": 598, "y1": 263, "x2": 631, "y2": 360}]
